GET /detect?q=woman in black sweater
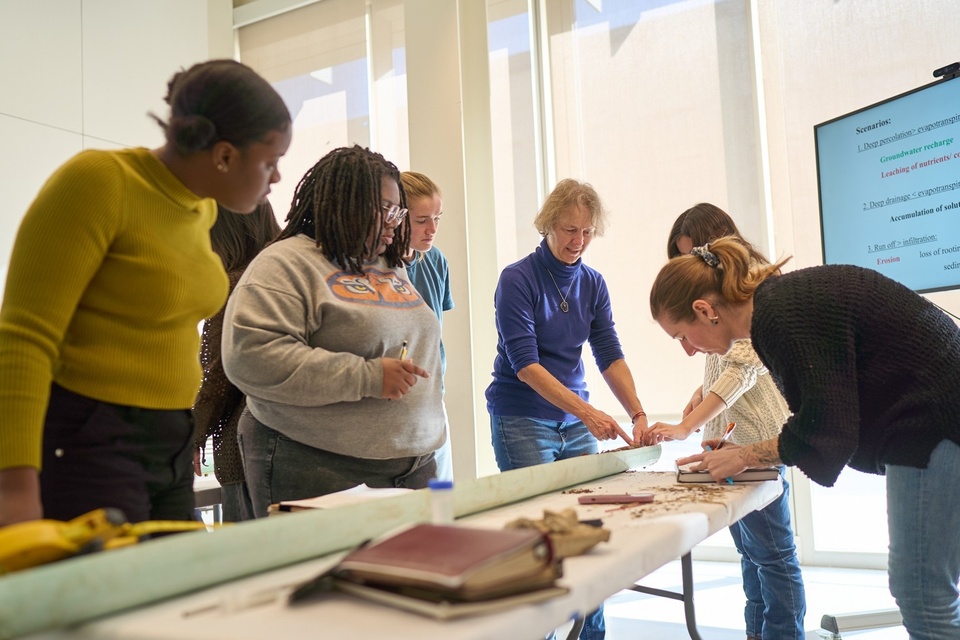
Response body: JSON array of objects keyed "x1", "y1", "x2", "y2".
[{"x1": 649, "y1": 236, "x2": 960, "y2": 640}]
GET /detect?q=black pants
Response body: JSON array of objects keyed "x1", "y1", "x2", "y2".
[{"x1": 40, "y1": 383, "x2": 196, "y2": 523}]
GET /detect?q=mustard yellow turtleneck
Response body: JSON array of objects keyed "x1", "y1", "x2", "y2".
[{"x1": 0, "y1": 147, "x2": 228, "y2": 470}]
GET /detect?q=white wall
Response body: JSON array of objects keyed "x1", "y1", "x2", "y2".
[
  {"x1": 0, "y1": 0, "x2": 234, "y2": 292},
  {"x1": 757, "y1": 0, "x2": 960, "y2": 315}
]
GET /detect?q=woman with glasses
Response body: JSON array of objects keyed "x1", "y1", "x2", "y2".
[
  {"x1": 485, "y1": 178, "x2": 648, "y2": 640},
  {"x1": 221, "y1": 145, "x2": 444, "y2": 517}
]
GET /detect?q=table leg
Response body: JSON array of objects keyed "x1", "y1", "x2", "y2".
[
  {"x1": 629, "y1": 552, "x2": 702, "y2": 640},
  {"x1": 564, "y1": 616, "x2": 585, "y2": 640}
]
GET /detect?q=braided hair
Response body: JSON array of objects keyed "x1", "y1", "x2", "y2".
[{"x1": 278, "y1": 145, "x2": 409, "y2": 273}]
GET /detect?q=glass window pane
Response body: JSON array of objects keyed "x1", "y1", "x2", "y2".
[
  {"x1": 486, "y1": 0, "x2": 541, "y2": 269},
  {"x1": 809, "y1": 469, "x2": 888, "y2": 553},
  {"x1": 238, "y1": 0, "x2": 408, "y2": 217}
]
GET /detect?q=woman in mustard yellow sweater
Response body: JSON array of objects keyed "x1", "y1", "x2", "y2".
[{"x1": 0, "y1": 60, "x2": 292, "y2": 526}]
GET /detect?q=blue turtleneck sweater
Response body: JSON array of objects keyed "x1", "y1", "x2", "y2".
[{"x1": 485, "y1": 239, "x2": 625, "y2": 421}]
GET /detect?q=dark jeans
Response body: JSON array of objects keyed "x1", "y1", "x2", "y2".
[
  {"x1": 220, "y1": 480, "x2": 255, "y2": 522},
  {"x1": 41, "y1": 383, "x2": 196, "y2": 523},
  {"x1": 237, "y1": 410, "x2": 437, "y2": 518}
]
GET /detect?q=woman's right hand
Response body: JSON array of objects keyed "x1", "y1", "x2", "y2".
[
  {"x1": 643, "y1": 421, "x2": 691, "y2": 445},
  {"x1": 381, "y1": 358, "x2": 430, "y2": 400},
  {"x1": 582, "y1": 408, "x2": 633, "y2": 445},
  {"x1": 0, "y1": 467, "x2": 43, "y2": 527}
]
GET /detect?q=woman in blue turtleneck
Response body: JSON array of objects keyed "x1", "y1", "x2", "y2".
[{"x1": 484, "y1": 178, "x2": 648, "y2": 640}]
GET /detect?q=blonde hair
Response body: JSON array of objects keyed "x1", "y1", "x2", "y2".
[
  {"x1": 400, "y1": 171, "x2": 442, "y2": 201},
  {"x1": 533, "y1": 178, "x2": 607, "y2": 237},
  {"x1": 650, "y1": 236, "x2": 790, "y2": 323}
]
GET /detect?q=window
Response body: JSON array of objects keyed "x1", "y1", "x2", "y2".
[{"x1": 238, "y1": 0, "x2": 408, "y2": 218}]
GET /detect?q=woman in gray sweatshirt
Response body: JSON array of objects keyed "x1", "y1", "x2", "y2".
[{"x1": 222, "y1": 146, "x2": 444, "y2": 517}]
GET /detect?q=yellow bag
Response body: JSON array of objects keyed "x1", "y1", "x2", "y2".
[{"x1": 0, "y1": 508, "x2": 214, "y2": 575}]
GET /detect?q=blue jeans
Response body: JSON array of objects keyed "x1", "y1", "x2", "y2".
[
  {"x1": 886, "y1": 438, "x2": 960, "y2": 639},
  {"x1": 490, "y1": 414, "x2": 598, "y2": 470},
  {"x1": 490, "y1": 415, "x2": 604, "y2": 640},
  {"x1": 728, "y1": 467, "x2": 805, "y2": 639}
]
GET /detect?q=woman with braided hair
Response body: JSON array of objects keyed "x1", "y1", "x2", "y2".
[
  {"x1": 222, "y1": 145, "x2": 444, "y2": 517},
  {"x1": 0, "y1": 59, "x2": 291, "y2": 527},
  {"x1": 193, "y1": 202, "x2": 281, "y2": 522},
  {"x1": 650, "y1": 236, "x2": 960, "y2": 639}
]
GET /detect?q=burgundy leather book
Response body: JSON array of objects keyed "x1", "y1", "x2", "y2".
[{"x1": 334, "y1": 523, "x2": 559, "y2": 600}]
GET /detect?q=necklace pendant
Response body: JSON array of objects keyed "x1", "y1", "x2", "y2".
[{"x1": 560, "y1": 300, "x2": 569, "y2": 313}]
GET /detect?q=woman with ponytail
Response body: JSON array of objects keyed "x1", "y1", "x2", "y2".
[
  {"x1": 0, "y1": 59, "x2": 291, "y2": 527},
  {"x1": 647, "y1": 204, "x2": 805, "y2": 640},
  {"x1": 650, "y1": 235, "x2": 960, "y2": 639}
]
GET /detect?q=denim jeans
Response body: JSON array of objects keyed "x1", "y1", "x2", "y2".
[
  {"x1": 490, "y1": 414, "x2": 598, "y2": 470},
  {"x1": 490, "y1": 414, "x2": 604, "y2": 640},
  {"x1": 886, "y1": 438, "x2": 960, "y2": 639},
  {"x1": 238, "y1": 410, "x2": 436, "y2": 518},
  {"x1": 728, "y1": 467, "x2": 805, "y2": 639},
  {"x1": 220, "y1": 481, "x2": 255, "y2": 522}
]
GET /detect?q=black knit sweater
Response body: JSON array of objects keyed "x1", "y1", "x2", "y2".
[
  {"x1": 752, "y1": 264, "x2": 960, "y2": 487},
  {"x1": 193, "y1": 268, "x2": 247, "y2": 485}
]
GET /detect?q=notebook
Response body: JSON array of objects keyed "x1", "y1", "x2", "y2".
[{"x1": 676, "y1": 461, "x2": 780, "y2": 483}]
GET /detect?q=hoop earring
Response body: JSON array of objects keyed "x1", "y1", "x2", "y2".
[{"x1": 708, "y1": 315, "x2": 719, "y2": 325}]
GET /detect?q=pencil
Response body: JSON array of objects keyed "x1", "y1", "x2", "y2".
[{"x1": 399, "y1": 340, "x2": 408, "y2": 361}]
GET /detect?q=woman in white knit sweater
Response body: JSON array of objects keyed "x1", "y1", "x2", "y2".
[{"x1": 643, "y1": 203, "x2": 806, "y2": 640}]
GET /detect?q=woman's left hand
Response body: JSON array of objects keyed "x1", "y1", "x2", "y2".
[
  {"x1": 631, "y1": 413, "x2": 650, "y2": 444},
  {"x1": 381, "y1": 358, "x2": 430, "y2": 400}
]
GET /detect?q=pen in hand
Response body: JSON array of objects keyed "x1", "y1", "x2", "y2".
[
  {"x1": 715, "y1": 421, "x2": 736, "y2": 450},
  {"x1": 399, "y1": 340, "x2": 408, "y2": 361},
  {"x1": 707, "y1": 422, "x2": 736, "y2": 485}
]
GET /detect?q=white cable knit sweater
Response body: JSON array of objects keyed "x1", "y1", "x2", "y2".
[{"x1": 702, "y1": 339, "x2": 789, "y2": 446}]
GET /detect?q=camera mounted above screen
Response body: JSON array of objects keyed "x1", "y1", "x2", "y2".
[{"x1": 933, "y1": 62, "x2": 959, "y2": 79}]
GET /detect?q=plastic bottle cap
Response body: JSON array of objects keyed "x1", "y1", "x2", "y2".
[{"x1": 428, "y1": 479, "x2": 453, "y2": 490}]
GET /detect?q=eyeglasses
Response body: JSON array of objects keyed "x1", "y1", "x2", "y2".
[{"x1": 381, "y1": 203, "x2": 408, "y2": 223}]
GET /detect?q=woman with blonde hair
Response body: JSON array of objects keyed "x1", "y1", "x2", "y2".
[
  {"x1": 401, "y1": 171, "x2": 454, "y2": 481},
  {"x1": 486, "y1": 178, "x2": 647, "y2": 640}
]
